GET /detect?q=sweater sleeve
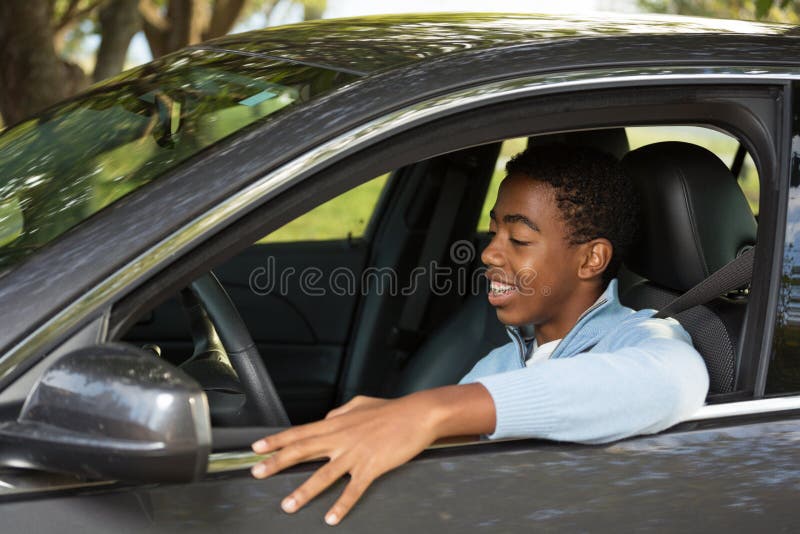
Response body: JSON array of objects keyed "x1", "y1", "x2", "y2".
[{"x1": 466, "y1": 318, "x2": 709, "y2": 444}]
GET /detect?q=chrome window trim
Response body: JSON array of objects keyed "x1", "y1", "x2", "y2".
[
  {"x1": 2, "y1": 65, "x2": 798, "y2": 382},
  {"x1": 686, "y1": 396, "x2": 800, "y2": 421},
  {"x1": 203, "y1": 394, "x2": 800, "y2": 475},
  {"x1": 0, "y1": 470, "x2": 113, "y2": 497}
]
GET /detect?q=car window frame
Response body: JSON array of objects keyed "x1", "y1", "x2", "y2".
[
  {"x1": 0, "y1": 72, "x2": 793, "y2": 485},
  {"x1": 100, "y1": 79, "x2": 788, "y2": 422},
  {"x1": 761, "y1": 80, "x2": 800, "y2": 396}
]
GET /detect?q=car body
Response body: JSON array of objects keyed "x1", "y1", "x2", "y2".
[{"x1": 1, "y1": 12, "x2": 800, "y2": 532}]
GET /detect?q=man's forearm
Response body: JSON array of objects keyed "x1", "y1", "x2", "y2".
[{"x1": 410, "y1": 383, "x2": 497, "y2": 439}]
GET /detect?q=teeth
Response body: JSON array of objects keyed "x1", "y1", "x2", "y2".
[{"x1": 490, "y1": 281, "x2": 515, "y2": 294}]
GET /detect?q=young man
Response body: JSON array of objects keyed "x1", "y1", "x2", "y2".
[{"x1": 249, "y1": 145, "x2": 710, "y2": 526}]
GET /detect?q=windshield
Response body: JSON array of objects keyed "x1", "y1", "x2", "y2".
[{"x1": 0, "y1": 48, "x2": 357, "y2": 274}]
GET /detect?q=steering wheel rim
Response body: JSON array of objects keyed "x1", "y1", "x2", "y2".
[{"x1": 187, "y1": 271, "x2": 290, "y2": 427}]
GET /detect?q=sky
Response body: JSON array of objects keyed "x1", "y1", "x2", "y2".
[{"x1": 124, "y1": 0, "x2": 640, "y2": 66}]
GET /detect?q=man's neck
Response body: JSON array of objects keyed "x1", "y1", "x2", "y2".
[{"x1": 535, "y1": 284, "x2": 604, "y2": 345}]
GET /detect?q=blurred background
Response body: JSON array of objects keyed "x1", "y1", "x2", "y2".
[{"x1": 0, "y1": 0, "x2": 797, "y2": 129}]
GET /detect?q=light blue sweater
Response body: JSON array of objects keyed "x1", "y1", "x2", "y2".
[{"x1": 459, "y1": 278, "x2": 709, "y2": 444}]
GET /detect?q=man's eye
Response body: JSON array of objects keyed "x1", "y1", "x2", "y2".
[{"x1": 510, "y1": 237, "x2": 530, "y2": 246}]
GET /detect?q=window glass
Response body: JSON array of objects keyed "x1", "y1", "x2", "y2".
[
  {"x1": 0, "y1": 49, "x2": 357, "y2": 274},
  {"x1": 259, "y1": 173, "x2": 390, "y2": 243}
]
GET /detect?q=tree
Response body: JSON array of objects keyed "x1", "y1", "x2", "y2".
[
  {"x1": 0, "y1": 0, "x2": 325, "y2": 128},
  {"x1": 0, "y1": 1, "x2": 90, "y2": 127},
  {"x1": 638, "y1": 0, "x2": 800, "y2": 22}
]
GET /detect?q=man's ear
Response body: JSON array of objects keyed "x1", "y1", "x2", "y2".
[{"x1": 577, "y1": 238, "x2": 613, "y2": 281}]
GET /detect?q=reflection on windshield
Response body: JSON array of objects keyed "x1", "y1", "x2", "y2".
[{"x1": 0, "y1": 49, "x2": 356, "y2": 274}]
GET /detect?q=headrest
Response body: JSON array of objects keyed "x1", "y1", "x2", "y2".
[
  {"x1": 621, "y1": 141, "x2": 757, "y2": 293},
  {"x1": 529, "y1": 128, "x2": 630, "y2": 160}
]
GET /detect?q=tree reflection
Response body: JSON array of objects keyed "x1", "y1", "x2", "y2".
[{"x1": 0, "y1": 49, "x2": 357, "y2": 273}]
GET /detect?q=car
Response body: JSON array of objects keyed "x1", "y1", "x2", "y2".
[{"x1": 0, "y1": 11, "x2": 799, "y2": 532}]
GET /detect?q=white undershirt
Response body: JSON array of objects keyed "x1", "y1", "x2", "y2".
[{"x1": 525, "y1": 338, "x2": 562, "y2": 367}]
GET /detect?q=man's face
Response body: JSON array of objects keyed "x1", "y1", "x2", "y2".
[{"x1": 481, "y1": 173, "x2": 585, "y2": 327}]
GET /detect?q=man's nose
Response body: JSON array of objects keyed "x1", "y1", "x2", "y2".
[{"x1": 481, "y1": 237, "x2": 503, "y2": 268}]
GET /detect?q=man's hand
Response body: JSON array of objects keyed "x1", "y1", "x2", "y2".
[{"x1": 250, "y1": 383, "x2": 496, "y2": 525}]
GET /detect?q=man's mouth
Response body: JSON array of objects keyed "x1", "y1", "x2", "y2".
[{"x1": 489, "y1": 280, "x2": 517, "y2": 295}]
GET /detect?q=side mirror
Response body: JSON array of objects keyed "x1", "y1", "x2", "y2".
[{"x1": 0, "y1": 343, "x2": 210, "y2": 482}]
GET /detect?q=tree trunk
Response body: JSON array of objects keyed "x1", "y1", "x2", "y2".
[
  {"x1": 205, "y1": 0, "x2": 247, "y2": 40},
  {"x1": 141, "y1": 0, "x2": 220, "y2": 59},
  {"x1": 140, "y1": 0, "x2": 169, "y2": 58},
  {"x1": 303, "y1": 0, "x2": 326, "y2": 21},
  {"x1": 93, "y1": 0, "x2": 142, "y2": 82},
  {"x1": 164, "y1": 0, "x2": 209, "y2": 54},
  {"x1": 0, "y1": 0, "x2": 87, "y2": 127}
]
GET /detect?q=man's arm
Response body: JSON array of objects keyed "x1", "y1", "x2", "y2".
[
  {"x1": 250, "y1": 383, "x2": 496, "y2": 525},
  {"x1": 472, "y1": 320, "x2": 709, "y2": 443}
]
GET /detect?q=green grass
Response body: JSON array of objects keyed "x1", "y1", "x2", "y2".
[
  {"x1": 476, "y1": 137, "x2": 527, "y2": 231},
  {"x1": 258, "y1": 173, "x2": 389, "y2": 243}
]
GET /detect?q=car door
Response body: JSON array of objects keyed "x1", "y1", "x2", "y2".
[{"x1": 1, "y1": 73, "x2": 798, "y2": 532}]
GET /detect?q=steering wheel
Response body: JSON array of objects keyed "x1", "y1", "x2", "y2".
[{"x1": 178, "y1": 271, "x2": 289, "y2": 427}]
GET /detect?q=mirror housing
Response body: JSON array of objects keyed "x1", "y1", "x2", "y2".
[{"x1": 0, "y1": 343, "x2": 211, "y2": 482}]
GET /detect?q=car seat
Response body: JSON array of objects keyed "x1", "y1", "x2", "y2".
[{"x1": 620, "y1": 141, "x2": 757, "y2": 394}]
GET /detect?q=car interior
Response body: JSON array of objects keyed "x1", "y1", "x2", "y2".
[{"x1": 120, "y1": 122, "x2": 760, "y2": 434}]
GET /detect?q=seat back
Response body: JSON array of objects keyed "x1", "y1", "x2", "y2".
[
  {"x1": 529, "y1": 128, "x2": 630, "y2": 159},
  {"x1": 620, "y1": 142, "x2": 757, "y2": 394}
]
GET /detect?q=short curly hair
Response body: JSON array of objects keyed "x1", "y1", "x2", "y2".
[{"x1": 505, "y1": 143, "x2": 639, "y2": 286}]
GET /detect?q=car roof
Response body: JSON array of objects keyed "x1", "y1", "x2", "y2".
[{"x1": 202, "y1": 12, "x2": 797, "y2": 75}]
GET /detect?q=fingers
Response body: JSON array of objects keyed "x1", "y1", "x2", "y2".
[
  {"x1": 324, "y1": 475, "x2": 374, "y2": 526},
  {"x1": 252, "y1": 426, "x2": 308, "y2": 454},
  {"x1": 280, "y1": 460, "x2": 348, "y2": 514},
  {"x1": 251, "y1": 438, "x2": 328, "y2": 479},
  {"x1": 252, "y1": 418, "x2": 341, "y2": 454}
]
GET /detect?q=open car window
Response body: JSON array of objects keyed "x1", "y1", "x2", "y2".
[
  {"x1": 120, "y1": 125, "x2": 762, "y2": 433},
  {"x1": 258, "y1": 173, "x2": 390, "y2": 244},
  {"x1": 477, "y1": 126, "x2": 759, "y2": 233}
]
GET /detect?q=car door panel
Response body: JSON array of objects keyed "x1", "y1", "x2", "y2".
[{"x1": 2, "y1": 417, "x2": 799, "y2": 532}]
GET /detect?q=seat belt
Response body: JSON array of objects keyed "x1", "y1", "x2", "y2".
[
  {"x1": 388, "y1": 163, "x2": 470, "y2": 351},
  {"x1": 654, "y1": 245, "x2": 754, "y2": 319}
]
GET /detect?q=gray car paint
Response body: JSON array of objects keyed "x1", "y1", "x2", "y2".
[
  {"x1": 1, "y1": 13, "x2": 800, "y2": 532},
  {"x1": 1, "y1": 417, "x2": 799, "y2": 532}
]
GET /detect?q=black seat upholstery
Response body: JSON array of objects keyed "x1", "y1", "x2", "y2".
[
  {"x1": 529, "y1": 128, "x2": 630, "y2": 160},
  {"x1": 390, "y1": 235, "x2": 507, "y2": 396},
  {"x1": 620, "y1": 142, "x2": 757, "y2": 394}
]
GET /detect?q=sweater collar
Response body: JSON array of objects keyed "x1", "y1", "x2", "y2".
[{"x1": 505, "y1": 278, "x2": 628, "y2": 361}]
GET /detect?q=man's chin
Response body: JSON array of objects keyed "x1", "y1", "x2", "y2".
[{"x1": 494, "y1": 307, "x2": 533, "y2": 328}]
